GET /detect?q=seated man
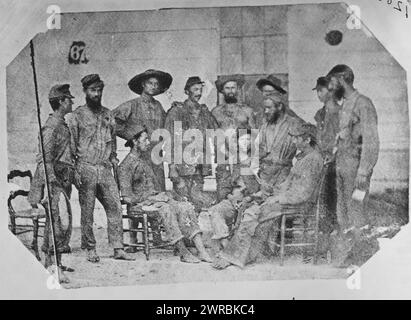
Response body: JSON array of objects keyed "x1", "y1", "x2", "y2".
[
  {"x1": 118, "y1": 125, "x2": 212, "y2": 264},
  {"x1": 208, "y1": 129, "x2": 260, "y2": 250},
  {"x1": 212, "y1": 123, "x2": 323, "y2": 269}
]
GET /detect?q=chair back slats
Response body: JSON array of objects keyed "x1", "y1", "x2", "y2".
[
  {"x1": 278, "y1": 160, "x2": 329, "y2": 265},
  {"x1": 7, "y1": 170, "x2": 33, "y2": 182}
]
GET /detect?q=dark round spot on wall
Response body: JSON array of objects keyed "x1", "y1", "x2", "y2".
[{"x1": 325, "y1": 30, "x2": 343, "y2": 46}]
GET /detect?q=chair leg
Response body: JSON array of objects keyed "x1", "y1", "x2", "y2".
[
  {"x1": 9, "y1": 214, "x2": 17, "y2": 235},
  {"x1": 143, "y1": 213, "x2": 150, "y2": 261},
  {"x1": 313, "y1": 217, "x2": 320, "y2": 266},
  {"x1": 32, "y1": 217, "x2": 41, "y2": 261},
  {"x1": 280, "y1": 215, "x2": 286, "y2": 266}
]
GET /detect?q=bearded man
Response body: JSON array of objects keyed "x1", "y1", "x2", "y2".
[{"x1": 251, "y1": 95, "x2": 301, "y2": 195}]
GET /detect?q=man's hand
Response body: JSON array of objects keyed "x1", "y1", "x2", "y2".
[
  {"x1": 354, "y1": 174, "x2": 368, "y2": 191},
  {"x1": 110, "y1": 157, "x2": 120, "y2": 166},
  {"x1": 176, "y1": 178, "x2": 186, "y2": 190},
  {"x1": 122, "y1": 196, "x2": 132, "y2": 205},
  {"x1": 254, "y1": 172, "x2": 262, "y2": 185},
  {"x1": 243, "y1": 196, "x2": 252, "y2": 203},
  {"x1": 74, "y1": 170, "x2": 82, "y2": 187}
]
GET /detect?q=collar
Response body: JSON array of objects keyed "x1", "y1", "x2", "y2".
[
  {"x1": 325, "y1": 100, "x2": 340, "y2": 113},
  {"x1": 85, "y1": 103, "x2": 104, "y2": 114},
  {"x1": 184, "y1": 99, "x2": 203, "y2": 114},
  {"x1": 267, "y1": 112, "x2": 288, "y2": 128},
  {"x1": 344, "y1": 89, "x2": 359, "y2": 101},
  {"x1": 50, "y1": 112, "x2": 65, "y2": 122},
  {"x1": 141, "y1": 93, "x2": 155, "y2": 103}
]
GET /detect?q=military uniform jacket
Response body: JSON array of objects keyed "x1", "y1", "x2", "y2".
[
  {"x1": 35, "y1": 113, "x2": 73, "y2": 182},
  {"x1": 66, "y1": 104, "x2": 117, "y2": 166},
  {"x1": 118, "y1": 151, "x2": 163, "y2": 204},
  {"x1": 276, "y1": 148, "x2": 323, "y2": 205},
  {"x1": 337, "y1": 90, "x2": 379, "y2": 177},
  {"x1": 164, "y1": 98, "x2": 218, "y2": 177}
]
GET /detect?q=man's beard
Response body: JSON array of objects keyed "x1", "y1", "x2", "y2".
[
  {"x1": 333, "y1": 85, "x2": 345, "y2": 101},
  {"x1": 224, "y1": 94, "x2": 238, "y2": 104},
  {"x1": 86, "y1": 96, "x2": 102, "y2": 108},
  {"x1": 267, "y1": 110, "x2": 283, "y2": 124},
  {"x1": 190, "y1": 95, "x2": 201, "y2": 103}
]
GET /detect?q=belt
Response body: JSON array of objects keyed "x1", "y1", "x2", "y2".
[
  {"x1": 77, "y1": 160, "x2": 111, "y2": 168},
  {"x1": 55, "y1": 161, "x2": 75, "y2": 168},
  {"x1": 261, "y1": 159, "x2": 292, "y2": 167}
]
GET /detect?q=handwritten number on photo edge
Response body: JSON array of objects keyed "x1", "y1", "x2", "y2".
[{"x1": 394, "y1": 1, "x2": 402, "y2": 11}]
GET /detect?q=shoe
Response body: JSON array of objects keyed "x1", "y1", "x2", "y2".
[
  {"x1": 87, "y1": 249, "x2": 100, "y2": 263},
  {"x1": 125, "y1": 246, "x2": 138, "y2": 254},
  {"x1": 180, "y1": 253, "x2": 201, "y2": 264},
  {"x1": 113, "y1": 248, "x2": 136, "y2": 261},
  {"x1": 60, "y1": 265, "x2": 75, "y2": 272}
]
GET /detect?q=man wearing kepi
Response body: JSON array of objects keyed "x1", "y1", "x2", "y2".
[
  {"x1": 28, "y1": 84, "x2": 75, "y2": 282},
  {"x1": 67, "y1": 74, "x2": 133, "y2": 263},
  {"x1": 212, "y1": 74, "x2": 256, "y2": 201},
  {"x1": 112, "y1": 69, "x2": 172, "y2": 191},
  {"x1": 313, "y1": 76, "x2": 340, "y2": 234},
  {"x1": 164, "y1": 76, "x2": 218, "y2": 211},
  {"x1": 255, "y1": 74, "x2": 303, "y2": 127},
  {"x1": 119, "y1": 125, "x2": 212, "y2": 263},
  {"x1": 326, "y1": 65, "x2": 379, "y2": 233},
  {"x1": 252, "y1": 95, "x2": 301, "y2": 196},
  {"x1": 213, "y1": 123, "x2": 323, "y2": 269}
]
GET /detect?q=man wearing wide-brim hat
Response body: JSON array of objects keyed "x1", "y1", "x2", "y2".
[
  {"x1": 28, "y1": 84, "x2": 76, "y2": 282},
  {"x1": 112, "y1": 69, "x2": 173, "y2": 191},
  {"x1": 164, "y1": 76, "x2": 218, "y2": 211},
  {"x1": 255, "y1": 74, "x2": 304, "y2": 125},
  {"x1": 212, "y1": 74, "x2": 257, "y2": 202}
]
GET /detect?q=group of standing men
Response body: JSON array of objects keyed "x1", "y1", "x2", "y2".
[{"x1": 28, "y1": 63, "x2": 379, "y2": 281}]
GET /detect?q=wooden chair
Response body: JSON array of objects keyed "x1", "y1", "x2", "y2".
[
  {"x1": 122, "y1": 202, "x2": 172, "y2": 261},
  {"x1": 274, "y1": 164, "x2": 328, "y2": 266},
  {"x1": 7, "y1": 170, "x2": 46, "y2": 260}
]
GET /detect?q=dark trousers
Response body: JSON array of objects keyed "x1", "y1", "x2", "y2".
[
  {"x1": 319, "y1": 161, "x2": 338, "y2": 234},
  {"x1": 215, "y1": 165, "x2": 232, "y2": 202}
]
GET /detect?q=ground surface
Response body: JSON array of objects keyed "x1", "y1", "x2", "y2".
[
  {"x1": 19, "y1": 227, "x2": 347, "y2": 289},
  {"x1": 15, "y1": 188, "x2": 407, "y2": 289}
]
